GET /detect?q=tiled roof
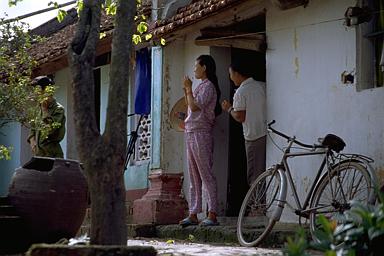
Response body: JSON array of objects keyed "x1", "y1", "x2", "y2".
[
  {"x1": 30, "y1": 11, "x2": 114, "y2": 67},
  {"x1": 29, "y1": 2, "x2": 151, "y2": 68},
  {"x1": 151, "y1": 0, "x2": 244, "y2": 37},
  {"x1": 30, "y1": 0, "x2": 243, "y2": 69}
]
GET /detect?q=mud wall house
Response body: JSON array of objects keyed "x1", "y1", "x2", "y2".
[
  {"x1": 133, "y1": 0, "x2": 384, "y2": 224},
  {"x1": 0, "y1": 0, "x2": 383, "y2": 225}
]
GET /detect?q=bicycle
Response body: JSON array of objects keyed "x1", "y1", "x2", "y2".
[
  {"x1": 124, "y1": 114, "x2": 146, "y2": 170},
  {"x1": 237, "y1": 120, "x2": 378, "y2": 247}
]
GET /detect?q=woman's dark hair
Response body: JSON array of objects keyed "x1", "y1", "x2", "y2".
[{"x1": 196, "y1": 55, "x2": 222, "y2": 116}]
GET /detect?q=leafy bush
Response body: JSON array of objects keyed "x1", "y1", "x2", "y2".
[
  {"x1": 0, "y1": 19, "x2": 54, "y2": 159},
  {"x1": 284, "y1": 194, "x2": 384, "y2": 256},
  {"x1": 283, "y1": 227, "x2": 310, "y2": 256}
]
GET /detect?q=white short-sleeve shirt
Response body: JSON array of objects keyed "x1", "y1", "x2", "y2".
[{"x1": 233, "y1": 78, "x2": 266, "y2": 141}]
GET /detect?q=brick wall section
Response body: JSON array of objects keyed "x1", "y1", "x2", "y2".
[{"x1": 77, "y1": 188, "x2": 148, "y2": 236}]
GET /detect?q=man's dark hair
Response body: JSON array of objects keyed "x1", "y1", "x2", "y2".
[
  {"x1": 32, "y1": 76, "x2": 54, "y2": 90},
  {"x1": 229, "y1": 61, "x2": 254, "y2": 78}
]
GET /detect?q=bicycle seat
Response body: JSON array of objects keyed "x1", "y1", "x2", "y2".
[{"x1": 321, "y1": 134, "x2": 346, "y2": 153}]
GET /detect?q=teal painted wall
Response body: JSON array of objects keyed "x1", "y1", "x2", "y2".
[
  {"x1": 123, "y1": 47, "x2": 163, "y2": 190},
  {"x1": 0, "y1": 122, "x2": 21, "y2": 196},
  {"x1": 125, "y1": 164, "x2": 149, "y2": 190}
]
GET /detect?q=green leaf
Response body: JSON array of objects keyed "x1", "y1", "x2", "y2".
[
  {"x1": 99, "y1": 32, "x2": 106, "y2": 39},
  {"x1": 160, "y1": 38, "x2": 166, "y2": 46},
  {"x1": 8, "y1": 0, "x2": 22, "y2": 7},
  {"x1": 368, "y1": 228, "x2": 384, "y2": 240},
  {"x1": 105, "y1": 0, "x2": 112, "y2": 7},
  {"x1": 334, "y1": 223, "x2": 355, "y2": 237},
  {"x1": 48, "y1": 1, "x2": 59, "y2": 8},
  {"x1": 105, "y1": 2, "x2": 117, "y2": 16},
  {"x1": 132, "y1": 34, "x2": 141, "y2": 45},
  {"x1": 324, "y1": 251, "x2": 336, "y2": 256},
  {"x1": 145, "y1": 34, "x2": 153, "y2": 41},
  {"x1": 283, "y1": 227, "x2": 309, "y2": 256},
  {"x1": 0, "y1": 145, "x2": 13, "y2": 160},
  {"x1": 137, "y1": 22, "x2": 148, "y2": 34},
  {"x1": 76, "y1": 0, "x2": 84, "y2": 14},
  {"x1": 187, "y1": 234, "x2": 195, "y2": 242},
  {"x1": 57, "y1": 9, "x2": 67, "y2": 23}
]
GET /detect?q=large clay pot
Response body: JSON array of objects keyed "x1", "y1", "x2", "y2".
[{"x1": 8, "y1": 157, "x2": 88, "y2": 243}]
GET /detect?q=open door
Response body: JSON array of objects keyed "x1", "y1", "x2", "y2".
[{"x1": 226, "y1": 48, "x2": 266, "y2": 216}]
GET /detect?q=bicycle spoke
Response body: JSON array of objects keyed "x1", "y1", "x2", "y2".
[
  {"x1": 350, "y1": 174, "x2": 364, "y2": 199},
  {"x1": 310, "y1": 161, "x2": 373, "y2": 242},
  {"x1": 345, "y1": 168, "x2": 358, "y2": 200},
  {"x1": 335, "y1": 169, "x2": 349, "y2": 203},
  {"x1": 237, "y1": 170, "x2": 282, "y2": 247}
]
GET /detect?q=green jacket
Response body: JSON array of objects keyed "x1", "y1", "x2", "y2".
[{"x1": 28, "y1": 99, "x2": 66, "y2": 158}]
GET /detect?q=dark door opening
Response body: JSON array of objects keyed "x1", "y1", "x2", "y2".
[{"x1": 226, "y1": 48, "x2": 266, "y2": 216}]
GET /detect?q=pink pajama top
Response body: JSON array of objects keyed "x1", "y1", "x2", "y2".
[{"x1": 184, "y1": 79, "x2": 217, "y2": 132}]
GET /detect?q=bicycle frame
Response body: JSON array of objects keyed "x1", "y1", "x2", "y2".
[
  {"x1": 272, "y1": 138, "x2": 329, "y2": 218},
  {"x1": 237, "y1": 120, "x2": 377, "y2": 247},
  {"x1": 267, "y1": 121, "x2": 376, "y2": 220}
]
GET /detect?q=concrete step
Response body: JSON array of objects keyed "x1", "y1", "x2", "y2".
[{"x1": 127, "y1": 221, "x2": 302, "y2": 248}]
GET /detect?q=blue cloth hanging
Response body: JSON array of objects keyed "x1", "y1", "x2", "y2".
[{"x1": 134, "y1": 48, "x2": 151, "y2": 115}]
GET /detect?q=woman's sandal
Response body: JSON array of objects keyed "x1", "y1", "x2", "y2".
[
  {"x1": 200, "y1": 218, "x2": 219, "y2": 226},
  {"x1": 179, "y1": 217, "x2": 198, "y2": 227}
]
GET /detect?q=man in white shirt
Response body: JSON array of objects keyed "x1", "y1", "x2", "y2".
[{"x1": 221, "y1": 62, "x2": 266, "y2": 186}]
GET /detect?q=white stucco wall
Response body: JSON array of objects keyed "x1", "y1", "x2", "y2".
[
  {"x1": 266, "y1": 0, "x2": 384, "y2": 222},
  {"x1": 161, "y1": 32, "x2": 210, "y2": 177},
  {"x1": 161, "y1": 39, "x2": 189, "y2": 174}
]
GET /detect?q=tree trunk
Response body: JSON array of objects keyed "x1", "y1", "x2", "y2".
[{"x1": 67, "y1": 0, "x2": 136, "y2": 245}]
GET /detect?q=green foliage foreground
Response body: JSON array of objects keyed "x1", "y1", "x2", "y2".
[
  {"x1": 0, "y1": 19, "x2": 53, "y2": 159},
  {"x1": 284, "y1": 194, "x2": 384, "y2": 256}
]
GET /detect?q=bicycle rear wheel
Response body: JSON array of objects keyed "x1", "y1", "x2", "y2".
[
  {"x1": 237, "y1": 169, "x2": 283, "y2": 247},
  {"x1": 309, "y1": 161, "x2": 375, "y2": 239}
]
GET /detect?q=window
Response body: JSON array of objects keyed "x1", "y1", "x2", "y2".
[
  {"x1": 134, "y1": 115, "x2": 151, "y2": 163},
  {"x1": 356, "y1": 0, "x2": 383, "y2": 90}
]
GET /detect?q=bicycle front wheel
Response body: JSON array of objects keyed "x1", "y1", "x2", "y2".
[
  {"x1": 237, "y1": 169, "x2": 283, "y2": 247},
  {"x1": 309, "y1": 161, "x2": 375, "y2": 239}
]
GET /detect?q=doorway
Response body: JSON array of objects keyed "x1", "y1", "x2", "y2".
[{"x1": 226, "y1": 48, "x2": 266, "y2": 216}]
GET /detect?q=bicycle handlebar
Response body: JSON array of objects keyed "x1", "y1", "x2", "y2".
[{"x1": 267, "y1": 120, "x2": 324, "y2": 149}]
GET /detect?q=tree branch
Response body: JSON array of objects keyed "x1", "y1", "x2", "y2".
[{"x1": 68, "y1": 0, "x2": 103, "y2": 157}]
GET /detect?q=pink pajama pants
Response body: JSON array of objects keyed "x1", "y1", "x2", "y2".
[{"x1": 186, "y1": 131, "x2": 218, "y2": 214}]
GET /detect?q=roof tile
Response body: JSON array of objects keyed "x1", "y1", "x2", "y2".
[
  {"x1": 31, "y1": 0, "x2": 243, "y2": 68},
  {"x1": 151, "y1": 0, "x2": 243, "y2": 37}
]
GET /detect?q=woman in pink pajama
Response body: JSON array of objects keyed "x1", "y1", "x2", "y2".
[{"x1": 179, "y1": 55, "x2": 222, "y2": 227}]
